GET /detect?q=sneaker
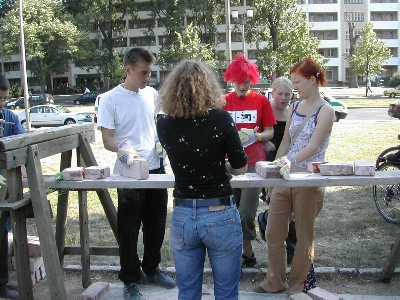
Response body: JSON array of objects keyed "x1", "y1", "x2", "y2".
[
  {"x1": 0, "y1": 285, "x2": 19, "y2": 299},
  {"x1": 123, "y1": 283, "x2": 142, "y2": 300},
  {"x1": 144, "y1": 268, "x2": 176, "y2": 289},
  {"x1": 241, "y1": 252, "x2": 257, "y2": 268}
]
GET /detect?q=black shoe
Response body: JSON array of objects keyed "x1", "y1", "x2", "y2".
[{"x1": 242, "y1": 252, "x2": 257, "y2": 268}]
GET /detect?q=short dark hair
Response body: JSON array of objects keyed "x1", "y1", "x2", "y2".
[
  {"x1": 0, "y1": 74, "x2": 10, "y2": 92},
  {"x1": 123, "y1": 48, "x2": 156, "y2": 68}
]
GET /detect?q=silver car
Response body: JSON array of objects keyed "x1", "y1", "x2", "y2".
[{"x1": 17, "y1": 104, "x2": 92, "y2": 128}]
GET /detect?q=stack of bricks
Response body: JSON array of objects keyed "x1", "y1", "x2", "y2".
[{"x1": 8, "y1": 235, "x2": 46, "y2": 285}]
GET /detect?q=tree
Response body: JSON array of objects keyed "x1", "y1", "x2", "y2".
[
  {"x1": 63, "y1": 0, "x2": 138, "y2": 79},
  {"x1": 248, "y1": 0, "x2": 324, "y2": 78},
  {"x1": 146, "y1": 0, "x2": 225, "y2": 70},
  {"x1": 345, "y1": 22, "x2": 391, "y2": 89},
  {"x1": 2, "y1": 0, "x2": 88, "y2": 92},
  {"x1": 156, "y1": 24, "x2": 216, "y2": 71}
]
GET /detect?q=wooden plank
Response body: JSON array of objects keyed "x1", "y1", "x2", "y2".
[
  {"x1": 0, "y1": 198, "x2": 31, "y2": 211},
  {"x1": 381, "y1": 236, "x2": 400, "y2": 283},
  {"x1": 7, "y1": 167, "x2": 33, "y2": 300},
  {"x1": 26, "y1": 145, "x2": 67, "y2": 300},
  {"x1": 79, "y1": 190, "x2": 91, "y2": 288},
  {"x1": 0, "y1": 123, "x2": 95, "y2": 152},
  {"x1": 33, "y1": 171, "x2": 400, "y2": 190},
  {"x1": 0, "y1": 131, "x2": 95, "y2": 170},
  {"x1": 55, "y1": 150, "x2": 72, "y2": 265},
  {"x1": 11, "y1": 209, "x2": 34, "y2": 300},
  {"x1": 78, "y1": 134, "x2": 118, "y2": 237},
  {"x1": 64, "y1": 246, "x2": 119, "y2": 256}
]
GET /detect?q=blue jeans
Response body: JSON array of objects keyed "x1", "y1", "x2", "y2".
[{"x1": 170, "y1": 203, "x2": 243, "y2": 300}]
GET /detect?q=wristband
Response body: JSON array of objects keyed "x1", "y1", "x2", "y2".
[{"x1": 258, "y1": 133, "x2": 262, "y2": 141}]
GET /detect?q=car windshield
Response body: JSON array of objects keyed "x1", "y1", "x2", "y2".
[{"x1": 54, "y1": 106, "x2": 71, "y2": 113}]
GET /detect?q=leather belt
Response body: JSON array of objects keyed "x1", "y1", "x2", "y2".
[{"x1": 173, "y1": 196, "x2": 234, "y2": 207}]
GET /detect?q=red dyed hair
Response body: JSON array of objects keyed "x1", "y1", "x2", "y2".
[
  {"x1": 290, "y1": 58, "x2": 327, "y2": 87},
  {"x1": 223, "y1": 53, "x2": 260, "y2": 85}
]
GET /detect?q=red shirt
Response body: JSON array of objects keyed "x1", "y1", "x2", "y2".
[{"x1": 223, "y1": 90, "x2": 276, "y2": 167}]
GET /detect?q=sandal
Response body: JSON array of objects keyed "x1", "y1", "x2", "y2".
[{"x1": 241, "y1": 252, "x2": 257, "y2": 268}]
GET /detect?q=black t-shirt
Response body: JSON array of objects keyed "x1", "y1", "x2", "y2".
[
  {"x1": 157, "y1": 109, "x2": 247, "y2": 198},
  {"x1": 266, "y1": 120, "x2": 286, "y2": 162}
]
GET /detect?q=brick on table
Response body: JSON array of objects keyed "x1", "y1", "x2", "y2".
[
  {"x1": 354, "y1": 160, "x2": 375, "y2": 176},
  {"x1": 84, "y1": 166, "x2": 110, "y2": 179},
  {"x1": 81, "y1": 282, "x2": 110, "y2": 300},
  {"x1": 27, "y1": 235, "x2": 42, "y2": 258},
  {"x1": 62, "y1": 167, "x2": 84, "y2": 181},
  {"x1": 255, "y1": 161, "x2": 282, "y2": 178},
  {"x1": 307, "y1": 287, "x2": 341, "y2": 300},
  {"x1": 307, "y1": 162, "x2": 326, "y2": 173},
  {"x1": 318, "y1": 162, "x2": 354, "y2": 176},
  {"x1": 119, "y1": 158, "x2": 149, "y2": 180}
]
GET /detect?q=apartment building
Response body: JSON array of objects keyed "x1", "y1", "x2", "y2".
[{"x1": 1, "y1": 0, "x2": 399, "y2": 91}]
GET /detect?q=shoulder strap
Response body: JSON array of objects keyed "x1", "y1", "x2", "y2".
[{"x1": 289, "y1": 102, "x2": 322, "y2": 150}]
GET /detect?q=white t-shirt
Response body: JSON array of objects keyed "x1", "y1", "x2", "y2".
[{"x1": 98, "y1": 84, "x2": 160, "y2": 173}]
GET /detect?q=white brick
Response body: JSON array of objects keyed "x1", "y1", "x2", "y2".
[
  {"x1": 84, "y1": 166, "x2": 110, "y2": 179},
  {"x1": 119, "y1": 158, "x2": 149, "y2": 179},
  {"x1": 62, "y1": 167, "x2": 84, "y2": 181},
  {"x1": 255, "y1": 161, "x2": 282, "y2": 178},
  {"x1": 319, "y1": 163, "x2": 353, "y2": 176},
  {"x1": 290, "y1": 292, "x2": 312, "y2": 300},
  {"x1": 307, "y1": 162, "x2": 326, "y2": 173},
  {"x1": 308, "y1": 287, "x2": 341, "y2": 300},
  {"x1": 354, "y1": 160, "x2": 375, "y2": 176},
  {"x1": 27, "y1": 236, "x2": 42, "y2": 258},
  {"x1": 81, "y1": 282, "x2": 110, "y2": 300}
]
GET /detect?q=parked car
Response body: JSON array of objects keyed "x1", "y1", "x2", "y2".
[
  {"x1": 388, "y1": 103, "x2": 400, "y2": 119},
  {"x1": 93, "y1": 93, "x2": 103, "y2": 123},
  {"x1": 320, "y1": 91, "x2": 348, "y2": 122},
  {"x1": 6, "y1": 94, "x2": 54, "y2": 109},
  {"x1": 383, "y1": 85, "x2": 400, "y2": 98},
  {"x1": 17, "y1": 104, "x2": 92, "y2": 128},
  {"x1": 74, "y1": 92, "x2": 99, "y2": 105}
]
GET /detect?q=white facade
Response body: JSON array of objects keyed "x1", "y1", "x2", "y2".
[{"x1": 1, "y1": 0, "x2": 399, "y2": 90}]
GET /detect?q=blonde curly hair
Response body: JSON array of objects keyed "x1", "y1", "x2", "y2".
[{"x1": 158, "y1": 60, "x2": 225, "y2": 119}]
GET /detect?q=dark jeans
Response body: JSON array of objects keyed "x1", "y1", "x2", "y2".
[{"x1": 117, "y1": 168, "x2": 168, "y2": 284}]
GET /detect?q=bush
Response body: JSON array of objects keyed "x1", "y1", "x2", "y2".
[
  {"x1": 9, "y1": 86, "x2": 23, "y2": 98},
  {"x1": 388, "y1": 72, "x2": 400, "y2": 87}
]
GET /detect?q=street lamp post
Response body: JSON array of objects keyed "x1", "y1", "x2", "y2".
[
  {"x1": 365, "y1": 53, "x2": 369, "y2": 97},
  {"x1": 225, "y1": 0, "x2": 232, "y2": 67},
  {"x1": 231, "y1": 9, "x2": 254, "y2": 58}
]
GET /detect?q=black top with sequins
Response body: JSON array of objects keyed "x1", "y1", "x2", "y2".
[{"x1": 157, "y1": 109, "x2": 247, "y2": 199}]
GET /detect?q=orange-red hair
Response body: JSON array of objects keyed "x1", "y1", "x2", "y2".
[
  {"x1": 223, "y1": 53, "x2": 260, "y2": 85},
  {"x1": 290, "y1": 58, "x2": 327, "y2": 87}
]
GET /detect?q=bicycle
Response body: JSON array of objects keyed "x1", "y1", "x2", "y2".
[{"x1": 372, "y1": 134, "x2": 400, "y2": 224}]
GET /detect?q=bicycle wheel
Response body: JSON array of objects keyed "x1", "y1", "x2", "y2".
[
  {"x1": 375, "y1": 146, "x2": 400, "y2": 169},
  {"x1": 372, "y1": 163, "x2": 400, "y2": 224}
]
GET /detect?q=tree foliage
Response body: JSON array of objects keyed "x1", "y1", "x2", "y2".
[
  {"x1": 156, "y1": 24, "x2": 216, "y2": 71},
  {"x1": 63, "y1": 0, "x2": 138, "y2": 77},
  {"x1": 346, "y1": 22, "x2": 391, "y2": 79},
  {"x1": 247, "y1": 0, "x2": 324, "y2": 77},
  {"x1": 2, "y1": 0, "x2": 87, "y2": 92}
]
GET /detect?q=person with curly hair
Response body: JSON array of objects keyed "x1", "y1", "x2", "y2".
[
  {"x1": 156, "y1": 60, "x2": 248, "y2": 300},
  {"x1": 254, "y1": 58, "x2": 335, "y2": 295},
  {"x1": 222, "y1": 53, "x2": 276, "y2": 269}
]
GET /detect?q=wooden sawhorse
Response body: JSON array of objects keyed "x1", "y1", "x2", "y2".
[{"x1": 0, "y1": 123, "x2": 117, "y2": 299}]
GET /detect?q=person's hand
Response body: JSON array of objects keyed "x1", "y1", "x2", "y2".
[
  {"x1": 238, "y1": 127, "x2": 258, "y2": 147},
  {"x1": 117, "y1": 139, "x2": 140, "y2": 165},
  {"x1": 264, "y1": 141, "x2": 276, "y2": 152},
  {"x1": 0, "y1": 175, "x2": 6, "y2": 186},
  {"x1": 273, "y1": 156, "x2": 294, "y2": 179}
]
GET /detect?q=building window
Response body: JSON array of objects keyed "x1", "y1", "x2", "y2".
[
  {"x1": 376, "y1": 31, "x2": 382, "y2": 38},
  {"x1": 318, "y1": 32, "x2": 324, "y2": 39},
  {"x1": 310, "y1": 15, "x2": 315, "y2": 22},
  {"x1": 327, "y1": 14, "x2": 334, "y2": 21},
  {"x1": 327, "y1": 49, "x2": 334, "y2": 57},
  {"x1": 376, "y1": 14, "x2": 382, "y2": 21},
  {"x1": 345, "y1": 48, "x2": 350, "y2": 55},
  {"x1": 345, "y1": 31, "x2": 349, "y2": 39},
  {"x1": 318, "y1": 15, "x2": 324, "y2": 22},
  {"x1": 326, "y1": 68, "x2": 333, "y2": 81},
  {"x1": 386, "y1": 14, "x2": 393, "y2": 21},
  {"x1": 345, "y1": 12, "x2": 364, "y2": 22},
  {"x1": 386, "y1": 31, "x2": 393, "y2": 39}
]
